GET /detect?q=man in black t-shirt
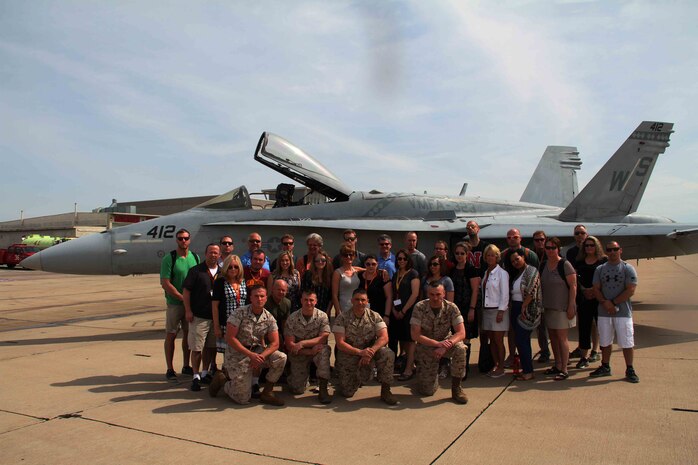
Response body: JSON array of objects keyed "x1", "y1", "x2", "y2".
[{"x1": 183, "y1": 244, "x2": 221, "y2": 392}]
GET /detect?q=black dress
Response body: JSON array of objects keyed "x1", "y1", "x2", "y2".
[
  {"x1": 450, "y1": 264, "x2": 479, "y2": 339},
  {"x1": 301, "y1": 270, "x2": 331, "y2": 313},
  {"x1": 389, "y1": 269, "x2": 419, "y2": 350},
  {"x1": 358, "y1": 271, "x2": 389, "y2": 317}
]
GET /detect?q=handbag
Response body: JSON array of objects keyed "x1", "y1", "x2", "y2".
[{"x1": 517, "y1": 303, "x2": 543, "y2": 331}]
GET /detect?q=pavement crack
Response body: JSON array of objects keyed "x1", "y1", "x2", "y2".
[
  {"x1": 73, "y1": 415, "x2": 321, "y2": 464},
  {"x1": 430, "y1": 377, "x2": 515, "y2": 464},
  {"x1": 0, "y1": 408, "x2": 50, "y2": 422}
]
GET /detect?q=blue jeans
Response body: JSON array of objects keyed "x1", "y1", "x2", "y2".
[{"x1": 511, "y1": 301, "x2": 533, "y2": 374}]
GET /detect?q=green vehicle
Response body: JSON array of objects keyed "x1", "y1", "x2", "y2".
[{"x1": 21, "y1": 234, "x2": 72, "y2": 250}]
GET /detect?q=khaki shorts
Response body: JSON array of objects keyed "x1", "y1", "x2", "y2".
[
  {"x1": 165, "y1": 303, "x2": 188, "y2": 334},
  {"x1": 188, "y1": 317, "x2": 216, "y2": 352},
  {"x1": 544, "y1": 308, "x2": 577, "y2": 330}
]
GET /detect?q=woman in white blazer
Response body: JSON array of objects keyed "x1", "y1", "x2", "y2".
[{"x1": 481, "y1": 244, "x2": 510, "y2": 377}]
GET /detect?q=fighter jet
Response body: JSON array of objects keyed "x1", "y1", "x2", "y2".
[{"x1": 22, "y1": 121, "x2": 698, "y2": 275}]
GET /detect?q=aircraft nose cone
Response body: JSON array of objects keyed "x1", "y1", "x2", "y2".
[
  {"x1": 21, "y1": 232, "x2": 113, "y2": 274},
  {"x1": 20, "y1": 253, "x2": 42, "y2": 270}
]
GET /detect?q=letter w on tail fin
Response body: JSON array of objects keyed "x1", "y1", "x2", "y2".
[{"x1": 558, "y1": 121, "x2": 674, "y2": 222}]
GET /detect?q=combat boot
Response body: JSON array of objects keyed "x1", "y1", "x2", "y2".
[
  {"x1": 208, "y1": 370, "x2": 227, "y2": 398},
  {"x1": 380, "y1": 383, "x2": 397, "y2": 405},
  {"x1": 451, "y1": 377, "x2": 468, "y2": 404},
  {"x1": 318, "y1": 378, "x2": 332, "y2": 404},
  {"x1": 259, "y1": 382, "x2": 285, "y2": 406}
]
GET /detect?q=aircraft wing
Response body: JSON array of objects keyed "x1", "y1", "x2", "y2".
[
  {"x1": 202, "y1": 218, "x2": 474, "y2": 233},
  {"x1": 666, "y1": 228, "x2": 698, "y2": 239}
]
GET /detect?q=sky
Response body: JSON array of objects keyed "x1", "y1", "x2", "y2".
[{"x1": 2, "y1": 0, "x2": 698, "y2": 223}]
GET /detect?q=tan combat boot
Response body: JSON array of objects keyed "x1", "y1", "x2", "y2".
[
  {"x1": 380, "y1": 383, "x2": 397, "y2": 405},
  {"x1": 318, "y1": 378, "x2": 332, "y2": 404},
  {"x1": 451, "y1": 377, "x2": 468, "y2": 404},
  {"x1": 208, "y1": 371, "x2": 227, "y2": 398},
  {"x1": 259, "y1": 382, "x2": 285, "y2": 406}
]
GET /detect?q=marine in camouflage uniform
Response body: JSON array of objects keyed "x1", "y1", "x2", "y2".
[
  {"x1": 332, "y1": 289, "x2": 397, "y2": 405},
  {"x1": 212, "y1": 286, "x2": 287, "y2": 406},
  {"x1": 284, "y1": 291, "x2": 332, "y2": 403},
  {"x1": 411, "y1": 282, "x2": 468, "y2": 404}
]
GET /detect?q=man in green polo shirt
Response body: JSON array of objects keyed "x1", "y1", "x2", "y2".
[{"x1": 160, "y1": 228, "x2": 200, "y2": 380}]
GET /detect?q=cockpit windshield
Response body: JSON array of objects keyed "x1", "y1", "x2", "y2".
[
  {"x1": 254, "y1": 132, "x2": 352, "y2": 202},
  {"x1": 196, "y1": 185, "x2": 252, "y2": 210}
]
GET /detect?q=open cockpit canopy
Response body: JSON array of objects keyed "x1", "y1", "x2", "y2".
[{"x1": 254, "y1": 132, "x2": 353, "y2": 202}]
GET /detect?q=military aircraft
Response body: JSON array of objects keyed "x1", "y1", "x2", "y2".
[{"x1": 22, "y1": 121, "x2": 698, "y2": 275}]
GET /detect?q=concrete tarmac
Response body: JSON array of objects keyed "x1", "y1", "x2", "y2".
[{"x1": 1, "y1": 257, "x2": 697, "y2": 464}]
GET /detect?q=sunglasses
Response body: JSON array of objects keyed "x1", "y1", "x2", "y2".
[
  {"x1": 315, "y1": 258, "x2": 327, "y2": 263},
  {"x1": 396, "y1": 256, "x2": 407, "y2": 261},
  {"x1": 176, "y1": 237, "x2": 190, "y2": 241},
  {"x1": 282, "y1": 242, "x2": 294, "y2": 246},
  {"x1": 606, "y1": 247, "x2": 620, "y2": 252},
  {"x1": 220, "y1": 241, "x2": 233, "y2": 246},
  {"x1": 227, "y1": 265, "x2": 240, "y2": 271},
  {"x1": 342, "y1": 253, "x2": 354, "y2": 258},
  {"x1": 248, "y1": 239, "x2": 261, "y2": 243},
  {"x1": 574, "y1": 231, "x2": 587, "y2": 236},
  {"x1": 534, "y1": 238, "x2": 546, "y2": 242},
  {"x1": 380, "y1": 242, "x2": 391, "y2": 247},
  {"x1": 545, "y1": 246, "x2": 558, "y2": 250},
  {"x1": 345, "y1": 237, "x2": 357, "y2": 241},
  {"x1": 430, "y1": 262, "x2": 440, "y2": 267},
  {"x1": 584, "y1": 244, "x2": 595, "y2": 248}
]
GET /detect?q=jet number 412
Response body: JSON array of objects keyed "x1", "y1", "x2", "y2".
[{"x1": 146, "y1": 225, "x2": 176, "y2": 239}]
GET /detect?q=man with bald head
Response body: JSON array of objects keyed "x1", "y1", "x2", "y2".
[
  {"x1": 241, "y1": 232, "x2": 270, "y2": 271},
  {"x1": 501, "y1": 228, "x2": 540, "y2": 276},
  {"x1": 265, "y1": 279, "x2": 291, "y2": 344}
]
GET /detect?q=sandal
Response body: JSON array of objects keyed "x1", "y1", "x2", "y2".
[
  {"x1": 554, "y1": 372, "x2": 569, "y2": 381},
  {"x1": 544, "y1": 366, "x2": 561, "y2": 375},
  {"x1": 397, "y1": 371, "x2": 415, "y2": 381}
]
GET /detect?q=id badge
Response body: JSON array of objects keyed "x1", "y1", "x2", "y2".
[{"x1": 393, "y1": 299, "x2": 402, "y2": 307}]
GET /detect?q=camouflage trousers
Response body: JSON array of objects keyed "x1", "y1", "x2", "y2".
[
  {"x1": 335, "y1": 346, "x2": 394, "y2": 397},
  {"x1": 223, "y1": 348, "x2": 287, "y2": 404},
  {"x1": 287, "y1": 345, "x2": 332, "y2": 394},
  {"x1": 415, "y1": 342, "x2": 467, "y2": 396}
]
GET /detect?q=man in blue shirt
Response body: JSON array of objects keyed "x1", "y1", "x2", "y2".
[{"x1": 376, "y1": 234, "x2": 396, "y2": 279}]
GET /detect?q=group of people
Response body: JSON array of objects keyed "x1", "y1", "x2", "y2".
[{"x1": 159, "y1": 222, "x2": 639, "y2": 408}]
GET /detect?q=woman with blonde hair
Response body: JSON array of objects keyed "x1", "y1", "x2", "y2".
[
  {"x1": 212, "y1": 255, "x2": 247, "y2": 354},
  {"x1": 481, "y1": 244, "x2": 509, "y2": 377}
]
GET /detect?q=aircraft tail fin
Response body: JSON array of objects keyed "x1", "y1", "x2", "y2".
[
  {"x1": 558, "y1": 121, "x2": 674, "y2": 222},
  {"x1": 520, "y1": 146, "x2": 581, "y2": 207}
]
